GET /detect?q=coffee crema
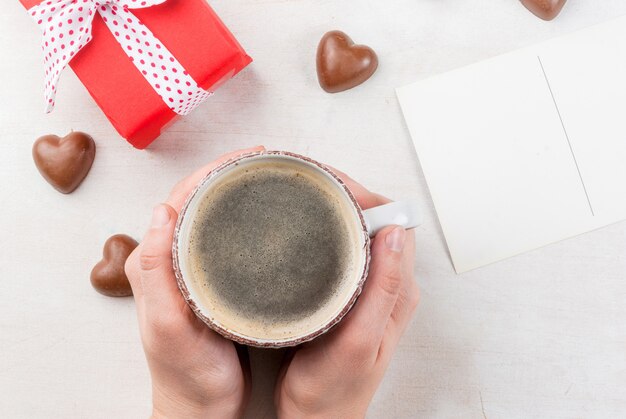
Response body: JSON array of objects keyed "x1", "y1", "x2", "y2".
[{"x1": 184, "y1": 159, "x2": 363, "y2": 340}]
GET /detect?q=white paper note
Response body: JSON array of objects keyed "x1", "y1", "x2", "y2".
[{"x1": 397, "y1": 16, "x2": 626, "y2": 273}]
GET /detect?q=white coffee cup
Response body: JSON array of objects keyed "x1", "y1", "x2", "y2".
[{"x1": 173, "y1": 150, "x2": 422, "y2": 348}]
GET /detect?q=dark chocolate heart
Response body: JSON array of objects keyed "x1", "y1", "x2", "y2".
[
  {"x1": 32, "y1": 132, "x2": 96, "y2": 194},
  {"x1": 521, "y1": 0, "x2": 567, "y2": 21},
  {"x1": 316, "y1": 30, "x2": 378, "y2": 93},
  {"x1": 90, "y1": 235, "x2": 138, "y2": 297}
]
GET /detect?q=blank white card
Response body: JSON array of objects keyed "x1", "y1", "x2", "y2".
[{"x1": 397, "y1": 16, "x2": 626, "y2": 273}]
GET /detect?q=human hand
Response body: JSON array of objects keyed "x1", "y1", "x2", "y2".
[
  {"x1": 274, "y1": 170, "x2": 419, "y2": 419},
  {"x1": 125, "y1": 146, "x2": 265, "y2": 419}
]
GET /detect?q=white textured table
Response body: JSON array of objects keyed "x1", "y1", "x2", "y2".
[{"x1": 2, "y1": 1, "x2": 626, "y2": 418}]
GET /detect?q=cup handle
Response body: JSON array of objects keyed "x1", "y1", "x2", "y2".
[{"x1": 362, "y1": 201, "x2": 423, "y2": 237}]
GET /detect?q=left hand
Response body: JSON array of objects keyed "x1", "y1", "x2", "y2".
[{"x1": 125, "y1": 146, "x2": 265, "y2": 419}]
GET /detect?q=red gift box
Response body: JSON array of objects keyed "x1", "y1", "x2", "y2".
[{"x1": 21, "y1": 0, "x2": 252, "y2": 149}]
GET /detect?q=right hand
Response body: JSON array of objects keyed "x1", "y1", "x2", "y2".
[{"x1": 274, "y1": 170, "x2": 420, "y2": 418}]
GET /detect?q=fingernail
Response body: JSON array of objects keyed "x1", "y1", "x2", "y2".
[
  {"x1": 151, "y1": 204, "x2": 171, "y2": 228},
  {"x1": 385, "y1": 226, "x2": 406, "y2": 253}
]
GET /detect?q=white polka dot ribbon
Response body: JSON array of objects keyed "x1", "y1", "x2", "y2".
[{"x1": 29, "y1": 0, "x2": 213, "y2": 115}]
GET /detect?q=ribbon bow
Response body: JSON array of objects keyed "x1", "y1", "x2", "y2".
[{"x1": 29, "y1": 0, "x2": 212, "y2": 115}]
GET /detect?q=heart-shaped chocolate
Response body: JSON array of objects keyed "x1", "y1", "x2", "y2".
[
  {"x1": 90, "y1": 234, "x2": 138, "y2": 297},
  {"x1": 316, "y1": 30, "x2": 378, "y2": 93},
  {"x1": 520, "y1": 0, "x2": 567, "y2": 21},
  {"x1": 32, "y1": 132, "x2": 96, "y2": 194}
]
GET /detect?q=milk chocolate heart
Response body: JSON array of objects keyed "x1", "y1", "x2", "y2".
[
  {"x1": 317, "y1": 30, "x2": 378, "y2": 93},
  {"x1": 521, "y1": 0, "x2": 567, "y2": 21},
  {"x1": 90, "y1": 234, "x2": 138, "y2": 297},
  {"x1": 32, "y1": 132, "x2": 96, "y2": 194}
]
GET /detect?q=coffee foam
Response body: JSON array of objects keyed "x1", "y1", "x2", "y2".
[{"x1": 182, "y1": 158, "x2": 365, "y2": 341}]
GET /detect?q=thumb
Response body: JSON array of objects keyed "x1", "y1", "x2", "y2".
[
  {"x1": 343, "y1": 225, "x2": 406, "y2": 347},
  {"x1": 137, "y1": 204, "x2": 181, "y2": 308}
]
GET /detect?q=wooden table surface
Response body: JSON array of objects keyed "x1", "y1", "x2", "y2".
[{"x1": 1, "y1": 1, "x2": 625, "y2": 418}]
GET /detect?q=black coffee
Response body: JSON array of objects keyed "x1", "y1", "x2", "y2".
[{"x1": 187, "y1": 160, "x2": 359, "y2": 332}]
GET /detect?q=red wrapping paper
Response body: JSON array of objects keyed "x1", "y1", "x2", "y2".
[{"x1": 20, "y1": 0, "x2": 252, "y2": 149}]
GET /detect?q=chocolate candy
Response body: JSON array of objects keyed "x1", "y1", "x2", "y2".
[
  {"x1": 32, "y1": 132, "x2": 96, "y2": 194},
  {"x1": 520, "y1": 0, "x2": 567, "y2": 21},
  {"x1": 90, "y1": 235, "x2": 138, "y2": 297},
  {"x1": 316, "y1": 30, "x2": 378, "y2": 93}
]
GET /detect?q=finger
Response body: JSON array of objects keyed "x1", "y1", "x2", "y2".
[
  {"x1": 327, "y1": 165, "x2": 390, "y2": 209},
  {"x1": 378, "y1": 280, "x2": 420, "y2": 363},
  {"x1": 338, "y1": 225, "x2": 407, "y2": 351},
  {"x1": 274, "y1": 348, "x2": 297, "y2": 407},
  {"x1": 125, "y1": 244, "x2": 144, "y2": 304},
  {"x1": 135, "y1": 203, "x2": 185, "y2": 316},
  {"x1": 166, "y1": 146, "x2": 266, "y2": 211},
  {"x1": 379, "y1": 231, "x2": 419, "y2": 357},
  {"x1": 275, "y1": 348, "x2": 296, "y2": 388}
]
